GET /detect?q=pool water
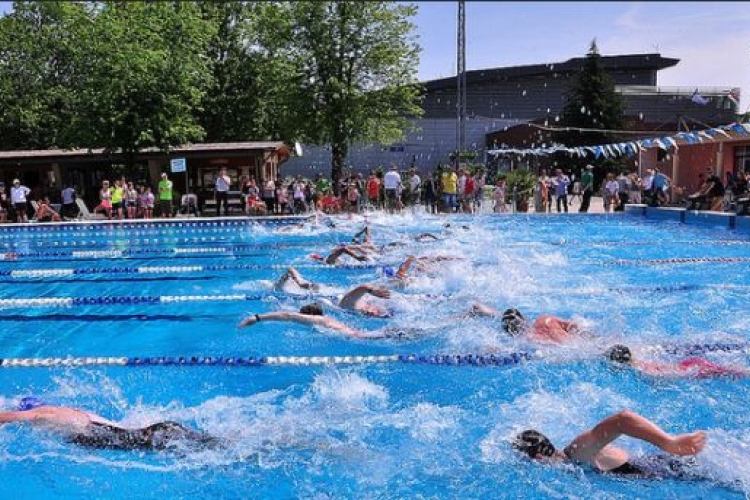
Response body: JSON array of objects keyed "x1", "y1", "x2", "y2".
[{"x1": 1, "y1": 214, "x2": 750, "y2": 498}]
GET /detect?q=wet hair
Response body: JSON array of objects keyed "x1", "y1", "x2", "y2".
[
  {"x1": 501, "y1": 308, "x2": 525, "y2": 336},
  {"x1": 513, "y1": 430, "x2": 556, "y2": 459},
  {"x1": 607, "y1": 344, "x2": 632, "y2": 364},
  {"x1": 299, "y1": 303, "x2": 324, "y2": 316}
]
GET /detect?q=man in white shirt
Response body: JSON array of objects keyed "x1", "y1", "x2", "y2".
[
  {"x1": 383, "y1": 165, "x2": 402, "y2": 213},
  {"x1": 214, "y1": 167, "x2": 231, "y2": 216},
  {"x1": 10, "y1": 179, "x2": 31, "y2": 223}
]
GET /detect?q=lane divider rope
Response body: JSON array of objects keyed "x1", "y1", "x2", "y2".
[
  {"x1": 2, "y1": 342, "x2": 747, "y2": 369},
  {"x1": 0, "y1": 351, "x2": 534, "y2": 368},
  {"x1": 605, "y1": 256, "x2": 750, "y2": 266}
]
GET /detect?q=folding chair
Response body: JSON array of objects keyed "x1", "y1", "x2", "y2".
[{"x1": 75, "y1": 199, "x2": 106, "y2": 220}]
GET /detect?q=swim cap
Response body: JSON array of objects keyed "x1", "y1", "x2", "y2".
[
  {"x1": 17, "y1": 396, "x2": 45, "y2": 411},
  {"x1": 607, "y1": 344, "x2": 632, "y2": 364},
  {"x1": 381, "y1": 266, "x2": 395, "y2": 278},
  {"x1": 513, "y1": 430, "x2": 556, "y2": 458},
  {"x1": 501, "y1": 308, "x2": 525, "y2": 336}
]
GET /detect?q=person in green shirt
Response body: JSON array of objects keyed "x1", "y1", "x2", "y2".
[
  {"x1": 110, "y1": 179, "x2": 125, "y2": 220},
  {"x1": 157, "y1": 172, "x2": 173, "y2": 218},
  {"x1": 579, "y1": 164, "x2": 594, "y2": 213}
]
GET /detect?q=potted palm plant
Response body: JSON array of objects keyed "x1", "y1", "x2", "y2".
[{"x1": 503, "y1": 169, "x2": 536, "y2": 212}]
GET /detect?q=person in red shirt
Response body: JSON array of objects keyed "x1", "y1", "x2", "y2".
[{"x1": 366, "y1": 172, "x2": 381, "y2": 208}]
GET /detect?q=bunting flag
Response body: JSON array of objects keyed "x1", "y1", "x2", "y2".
[
  {"x1": 691, "y1": 89, "x2": 709, "y2": 105},
  {"x1": 486, "y1": 121, "x2": 750, "y2": 159}
]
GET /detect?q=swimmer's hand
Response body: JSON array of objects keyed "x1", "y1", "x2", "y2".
[
  {"x1": 367, "y1": 285, "x2": 391, "y2": 299},
  {"x1": 665, "y1": 431, "x2": 707, "y2": 456}
]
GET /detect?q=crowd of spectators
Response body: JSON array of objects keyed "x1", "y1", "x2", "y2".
[{"x1": 2, "y1": 162, "x2": 749, "y2": 223}]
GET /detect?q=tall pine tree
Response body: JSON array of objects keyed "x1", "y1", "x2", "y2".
[{"x1": 558, "y1": 40, "x2": 625, "y2": 147}]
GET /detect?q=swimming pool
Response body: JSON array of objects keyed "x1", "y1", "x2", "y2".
[{"x1": 1, "y1": 214, "x2": 749, "y2": 498}]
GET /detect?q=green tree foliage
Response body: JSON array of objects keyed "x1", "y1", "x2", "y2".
[
  {"x1": 286, "y1": 1, "x2": 423, "y2": 191},
  {"x1": 0, "y1": 0, "x2": 422, "y2": 183},
  {"x1": 70, "y1": 2, "x2": 215, "y2": 161},
  {"x1": 558, "y1": 40, "x2": 625, "y2": 148},
  {"x1": 0, "y1": 1, "x2": 85, "y2": 149}
]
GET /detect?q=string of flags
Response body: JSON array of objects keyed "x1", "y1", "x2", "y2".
[{"x1": 487, "y1": 121, "x2": 750, "y2": 159}]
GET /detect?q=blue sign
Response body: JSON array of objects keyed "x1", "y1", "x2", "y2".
[{"x1": 170, "y1": 158, "x2": 187, "y2": 173}]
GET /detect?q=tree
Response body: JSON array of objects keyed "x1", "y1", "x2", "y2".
[
  {"x1": 68, "y1": 2, "x2": 216, "y2": 166},
  {"x1": 0, "y1": 1, "x2": 85, "y2": 150},
  {"x1": 198, "y1": 2, "x2": 297, "y2": 143},
  {"x1": 287, "y1": 1, "x2": 423, "y2": 192},
  {"x1": 558, "y1": 40, "x2": 625, "y2": 148}
]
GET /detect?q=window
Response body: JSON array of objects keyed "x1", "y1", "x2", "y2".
[{"x1": 735, "y1": 145, "x2": 750, "y2": 173}]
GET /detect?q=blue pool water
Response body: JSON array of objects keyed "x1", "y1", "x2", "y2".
[{"x1": 1, "y1": 214, "x2": 750, "y2": 498}]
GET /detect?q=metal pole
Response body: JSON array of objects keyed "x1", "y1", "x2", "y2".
[{"x1": 455, "y1": 0, "x2": 466, "y2": 169}]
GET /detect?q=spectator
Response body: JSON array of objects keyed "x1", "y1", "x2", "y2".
[
  {"x1": 473, "y1": 170, "x2": 486, "y2": 212},
  {"x1": 651, "y1": 167, "x2": 671, "y2": 207},
  {"x1": 292, "y1": 176, "x2": 307, "y2": 214},
  {"x1": 10, "y1": 178, "x2": 31, "y2": 223},
  {"x1": 139, "y1": 186, "x2": 154, "y2": 219},
  {"x1": 535, "y1": 169, "x2": 550, "y2": 213},
  {"x1": 383, "y1": 165, "x2": 402, "y2": 214},
  {"x1": 60, "y1": 183, "x2": 78, "y2": 220},
  {"x1": 93, "y1": 180, "x2": 113, "y2": 220},
  {"x1": 407, "y1": 168, "x2": 421, "y2": 207},
  {"x1": 492, "y1": 178, "x2": 507, "y2": 213},
  {"x1": 628, "y1": 172, "x2": 642, "y2": 204},
  {"x1": 441, "y1": 166, "x2": 458, "y2": 213},
  {"x1": 157, "y1": 172, "x2": 173, "y2": 218},
  {"x1": 0, "y1": 184, "x2": 8, "y2": 223},
  {"x1": 615, "y1": 171, "x2": 631, "y2": 212},
  {"x1": 687, "y1": 166, "x2": 724, "y2": 211},
  {"x1": 35, "y1": 196, "x2": 61, "y2": 222},
  {"x1": 641, "y1": 168, "x2": 654, "y2": 205},
  {"x1": 366, "y1": 171, "x2": 381, "y2": 208},
  {"x1": 261, "y1": 178, "x2": 276, "y2": 214},
  {"x1": 214, "y1": 167, "x2": 231, "y2": 217},
  {"x1": 423, "y1": 170, "x2": 439, "y2": 214},
  {"x1": 552, "y1": 169, "x2": 570, "y2": 213},
  {"x1": 603, "y1": 173, "x2": 619, "y2": 213},
  {"x1": 578, "y1": 165, "x2": 594, "y2": 213}
]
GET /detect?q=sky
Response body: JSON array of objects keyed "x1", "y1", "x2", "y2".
[
  {"x1": 413, "y1": 1, "x2": 750, "y2": 112},
  {"x1": 0, "y1": 1, "x2": 747, "y2": 111}
]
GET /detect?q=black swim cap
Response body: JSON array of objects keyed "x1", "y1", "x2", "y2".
[
  {"x1": 513, "y1": 430, "x2": 556, "y2": 459},
  {"x1": 607, "y1": 344, "x2": 632, "y2": 364},
  {"x1": 501, "y1": 308, "x2": 525, "y2": 336},
  {"x1": 300, "y1": 303, "x2": 324, "y2": 316}
]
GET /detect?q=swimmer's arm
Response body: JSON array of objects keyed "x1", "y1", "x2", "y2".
[
  {"x1": 564, "y1": 410, "x2": 707, "y2": 463},
  {"x1": 324, "y1": 318, "x2": 380, "y2": 339},
  {"x1": 339, "y1": 284, "x2": 391, "y2": 310},
  {"x1": 469, "y1": 302, "x2": 503, "y2": 318},
  {"x1": 0, "y1": 410, "x2": 36, "y2": 424},
  {"x1": 239, "y1": 312, "x2": 324, "y2": 328},
  {"x1": 396, "y1": 256, "x2": 417, "y2": 278}
]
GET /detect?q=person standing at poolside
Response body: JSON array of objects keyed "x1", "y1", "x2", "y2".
[
  {"x1": 158, "y1": 172, "x2": 173, "y2": 218},
  {"x1": 603, "y1": 173, "x2": 619, "y2": 212},
  {"x1": 383, "y1": 165, "x2": 402, "y2": 214},
  {"x1": 10, "y1": 179, "x2": 31, "y2": 223},
  {"x1": 441, "y1": 166, "x2": 458, "y2": 213},
  {"x1": 110, "y1": 179, "x2": 125, "y2": 220},
  {"x1": 215, "y1": 167, "x2": 231, "y2": 217},
  {"x1": 60, "y1": 183, "x2": 78, "y2": 219},
  {"x1": 552, "y1": 169, "x2": 570, "y2": 213},
  {"x1": 579, "y1": 165, "x2": 595, "y2": 213},
  {"x1": 93, "y1": 180, "x2": 113, "y2": 219}
]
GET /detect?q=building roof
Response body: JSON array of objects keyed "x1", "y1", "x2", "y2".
[
  {"x1": 0, "y1": 142, "x2": 288, "y2": 161},
  {"x1": 422, "y1": 53, "x2": 680, "y2": 91}
]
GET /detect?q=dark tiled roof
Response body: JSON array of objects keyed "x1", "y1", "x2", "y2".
[
  {"x1": 0, "y1": 142, "x2": 287, "y2": 160},
  {"x1": 423, "y1": 53, "x2": 679, "y2": 90}
]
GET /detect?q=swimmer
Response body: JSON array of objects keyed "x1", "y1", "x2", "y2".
[
  {"x1": 274, "y1": 266, "x2": 320, "y2": 292},
  {"x1": 470, "y1": 303, "x2": 582, "y2": 344},
  {"x1": 390, "y1": 254, "x2": 464, "y2": 281},
  {"x1": 320, "y1": 244, "x2": 379, "y2": 265},
  {"x1": 513, "y1": 409, "x2": 706, "y2": 479},
  {"x1": 607, "y1": 344, "x2": 750, "y2": 379},
  {"x1": 273, "y1": 266, "x2": 392, "y2": 317},
  {"x1": 0, "y1": 398, "x2": 219, "y2": 452},
  {"x1": 239, "y1": 302, "x2": 388, "y2": 339}
]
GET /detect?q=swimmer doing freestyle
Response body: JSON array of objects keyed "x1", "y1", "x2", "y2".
[
  {"x1": 470, "y1": 303, "x2": 583, "y2": 344},
  {"x1": 0, "y1": 397, "x2": 218, "y2": 452},
  {"x1": 514, "y1": 409, "x2": 706, "y2": 479},
  {"x1": 606, "y1": 344, "x2": 750, "y2": 378}
]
